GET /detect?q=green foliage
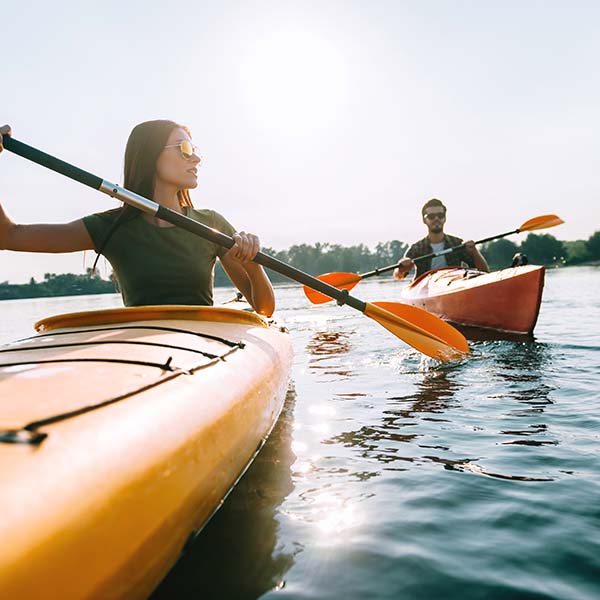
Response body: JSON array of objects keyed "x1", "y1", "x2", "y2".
[
  {"x1": 563, "y1": 240, "x2": 590, "y2": 265},
  {"x1": 481, "y1": 239, "x2": 519, "y2": 270},
  {"x1": 0, "y1": 271, "x2": 116, "y2": 301},
  {"x1": 214, "y1": 240, "x2": 408, "y2": 286},
  {"x1": 519, "y1": 233, "x2": 567, "y2": 266},
  {"x1": 586, "y1": 231, "x2": 600, "y2": 260}
]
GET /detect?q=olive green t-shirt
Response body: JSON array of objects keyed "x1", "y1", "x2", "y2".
[{"x1": 83, "y1": 207, "x2": 236, "y2": 307}]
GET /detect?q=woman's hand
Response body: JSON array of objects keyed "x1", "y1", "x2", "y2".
[
  {"x1": 225, "y1": 231, "x2": 261, "y2": 263},
  {"x1": 0, "y1": 124, "x2": 12, "y2": 152},
  {"x1": 220, "y1": 231, "x2": 275, "y2": 316}
]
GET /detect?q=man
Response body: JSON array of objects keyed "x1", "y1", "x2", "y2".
[{"x1": 394, "y1": 198, "x2": 489, "y2": 279}]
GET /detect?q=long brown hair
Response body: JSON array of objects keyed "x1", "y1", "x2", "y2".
[
  {"x1": 124, "y1": 119, "x2": 193, "y2": 208},
  {"x1": 92, "y1": 119, "x2": 193, "y2": 271}
]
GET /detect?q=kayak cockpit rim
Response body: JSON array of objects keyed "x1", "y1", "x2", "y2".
[{"x1": 35, "y1": 305, "x2": 270, "y2": 333}]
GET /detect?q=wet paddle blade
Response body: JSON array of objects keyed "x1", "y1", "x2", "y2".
[
  {"x1": 303, "y1": 272, "x2": 362, "y2": 304},
  {"x1": 367, "y1": 301, "x2": 469, "y2": 361},
  {"x1": 518, "y1": 214, "x2": 564, "y2": 232}
]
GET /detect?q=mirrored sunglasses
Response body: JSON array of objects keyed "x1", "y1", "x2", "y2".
[{"x1": 164, "y1": 140, "x2": 199, "y2": 160}]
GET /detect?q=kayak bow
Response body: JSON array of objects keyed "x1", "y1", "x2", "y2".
[
  {"x1": 0, "y1": 305, "x2": 292, "y2": 599},
  {"x1": 400, "y1": 265, "x2": 545, "y2": 335}
]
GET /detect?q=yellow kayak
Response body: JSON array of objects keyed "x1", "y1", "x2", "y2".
[{"x1": 0, "y1": 305, "x2": 293, "y2": 599}]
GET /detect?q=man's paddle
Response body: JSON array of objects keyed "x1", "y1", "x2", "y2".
[
  {"x1": 304, "y1": 214, "x2": 564, "y2": 304},
  {"x1": 2, "y1": 136, "x2": 468, "y2": 361}
]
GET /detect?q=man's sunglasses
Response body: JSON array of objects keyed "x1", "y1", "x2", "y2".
[
  {"x1": 424, "y1": 211, "x2": 446, "y2": 220},
  {"x1": 164, "y1": 140, "x2": 200, "y2": 160}
]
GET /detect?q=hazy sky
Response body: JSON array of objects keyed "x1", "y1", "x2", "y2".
[{"x1": 2, "y1": 0, "x2": 599, "y2": 283}]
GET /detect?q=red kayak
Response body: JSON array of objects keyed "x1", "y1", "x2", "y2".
[{"x1": 400, "y1": 265, "x2": 545, "y2": 335}]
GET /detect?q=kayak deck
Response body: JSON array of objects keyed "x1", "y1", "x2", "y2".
[{"x1": 0, "y1": 305, "x2": 293, "y2": 599}]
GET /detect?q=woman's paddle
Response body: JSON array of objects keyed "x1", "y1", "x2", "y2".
[
  {"x1": 304, "y1": 214, "x2": 564, "y2": 304},
  {"x1": 3, "y1": 136, "x2": 469, "y2": 361}
]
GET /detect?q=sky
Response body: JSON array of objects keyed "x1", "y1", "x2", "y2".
[{"x1": 1, "y1": 0, "x2": 599, "y2": 283}]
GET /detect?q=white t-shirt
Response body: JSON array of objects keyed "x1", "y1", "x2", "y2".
[{"x1": 430, "y1": 242, "x2": 447, "y2": 270}]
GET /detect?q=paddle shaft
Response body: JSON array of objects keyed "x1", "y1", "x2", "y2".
[
  {"x1": 359, "y1": 229, "x2": 520, "y2": 279},
  {"x1": 3, "y1": 136, "x2": 367, "y2": 311}
]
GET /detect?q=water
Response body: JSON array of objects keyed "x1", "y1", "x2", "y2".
[{"x1": 1, "y1": 266, "x2": 599, "y2": 599}]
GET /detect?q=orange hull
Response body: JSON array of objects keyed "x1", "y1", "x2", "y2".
[{"x1": 400, "y1": 265, "x2": 545, "y2": 334}]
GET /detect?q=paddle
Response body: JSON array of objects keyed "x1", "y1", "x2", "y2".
[
  {"x1": 2, "y1": 135, "x2": 469, "y2": 361},
  {"x1": 304, "y1": 214, "x2": 564, "y2": 303}
]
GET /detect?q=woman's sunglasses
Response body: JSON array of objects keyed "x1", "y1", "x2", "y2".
[{"x1": 164, "y1": 140, "x2": 200, "y2": 160}]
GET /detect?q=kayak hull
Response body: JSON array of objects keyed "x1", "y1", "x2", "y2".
[
  {"x1": 0, "y1": 305, "x2": 293, "y2": 600},
  {"x1": 400, "y1": 265, "x2": 545, "y2": 335}
]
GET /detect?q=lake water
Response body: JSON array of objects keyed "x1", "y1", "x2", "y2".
[{"x1": 1, "y1": 266, "x2": 599, "y2": 599}]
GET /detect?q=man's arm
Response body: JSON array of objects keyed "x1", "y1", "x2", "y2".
[{"x1": 464, "y1": 240, "x2": 489, "y2": 272}]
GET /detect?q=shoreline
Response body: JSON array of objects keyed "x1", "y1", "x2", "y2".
[{"x1": 1, "y1": 263, "x2": 597, "y2": 302}]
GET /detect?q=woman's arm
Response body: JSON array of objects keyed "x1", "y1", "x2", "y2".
[
  {"x1": 0, "y1": 124, "x2": 95, "y2": 253},
  {"x1": 0, "y1": 204, "x2": 95, "y2": 252},
  {"x1": 219, "y1": 231, "x2": 275, "y2": 317}
]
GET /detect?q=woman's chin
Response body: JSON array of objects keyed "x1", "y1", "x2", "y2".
[{"x1": 184, "y1": 177, "x2": 199, "y2": 189}]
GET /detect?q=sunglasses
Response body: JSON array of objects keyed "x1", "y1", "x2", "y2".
[
  {"x1": 424, "y1": 211, "x2": 446, "y2": 220},
  {"x1": 164, "y1": 140, "x2": 200, "y2": 160}
]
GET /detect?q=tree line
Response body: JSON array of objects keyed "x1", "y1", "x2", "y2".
[
  {"x1": 1, "y1": 231, "x2": 598, "y2": 300},
  {"x1": 481, "y1": 230, "x2": 600, "y2": 271},
  {"x1": 0, "y1": 270, "x2": 115, "y2": 301}
]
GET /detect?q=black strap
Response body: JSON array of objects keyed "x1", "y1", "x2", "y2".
[
  {"x1": 12, "y1": 324, "x2": 244, "y2": 349},
  {"x1": 0, "y1": 346, "x2": 242, "y2": 445},
  {"x1": 0, "y1": 339, "x2": 225, "y2": 360}
]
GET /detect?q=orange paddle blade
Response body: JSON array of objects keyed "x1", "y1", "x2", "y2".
[
  {"x1": 366, "y1": 302, "x2": 469, "y2": 361},
  {"x1": 518, "y1": 214, "x2": 564, "y2": 232},
  {"x1": 303, "y1": 272, "x2": 362, "y2": 304}
]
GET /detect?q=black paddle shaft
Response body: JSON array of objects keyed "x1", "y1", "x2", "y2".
[
  {"x1": 359, "y1": 229, "x2": 519, "y2": 279},
  {"x1": 3, "y1": 136, "x2": 366, "y2": 312},
  {"x1": 3, "y1": 136, "x2": 102, "y2": 189}
]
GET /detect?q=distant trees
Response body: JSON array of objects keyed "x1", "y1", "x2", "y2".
[
  {"x1": 587, "y1": 231, "x2": 600, "y2": 260},
  {"x1": 483, "y1": 232, "x2": 598, "y2": 269},
  {"x1": 2, "y1": 231, "x2": 597, "y2": 300},
  {"x1": 519, "y1": 234, "x2": 567, "y2": 266},
  {"x1": 214, "y1": 240, "x2": 407, "y2": 286},
  {"x1": 563, "y1": 240, "x2": 590, "y2": 265},
  {"x1": 481, "y1": 239, "x2": 519, "y2": 271},
  {"x1": 0, "y1": 270, "x2": 116, "y2": 300}
]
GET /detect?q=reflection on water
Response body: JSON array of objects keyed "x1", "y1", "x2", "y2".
[
  {"x1": 151, "y1": 386, "x2": 298, "y2": 600},
  {"x1": 451, "y1": 338, "x2": 559, "y2": 481},
  {"x1": 325, "y1": 370, "x2": 462, "y2": 465},
  {"x1": 320, "y1": 337, "x2": 562, "y2": 484},
  {"x1": 441, "y1": 460, "x2": 554, "y2": 482},
  {"x1": 396, "y1": 369, "x2": 463, "y2": 420},
  {"x1": 306, "y1": 329, "x2": 353, "y2": 357},
  {"x1": 456, "y1": 323, "x2": 535, "y2": 343},
  {"x1": 306, "y1": 329, "x2": 354, "y2": 378},
  {"x1": 489, "y1": 340, "x2": 557, "y2": 430}
]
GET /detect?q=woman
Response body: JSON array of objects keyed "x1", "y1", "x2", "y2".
[{"x1": 0, "y1": 121, "x2": 275, "y2": 315}]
